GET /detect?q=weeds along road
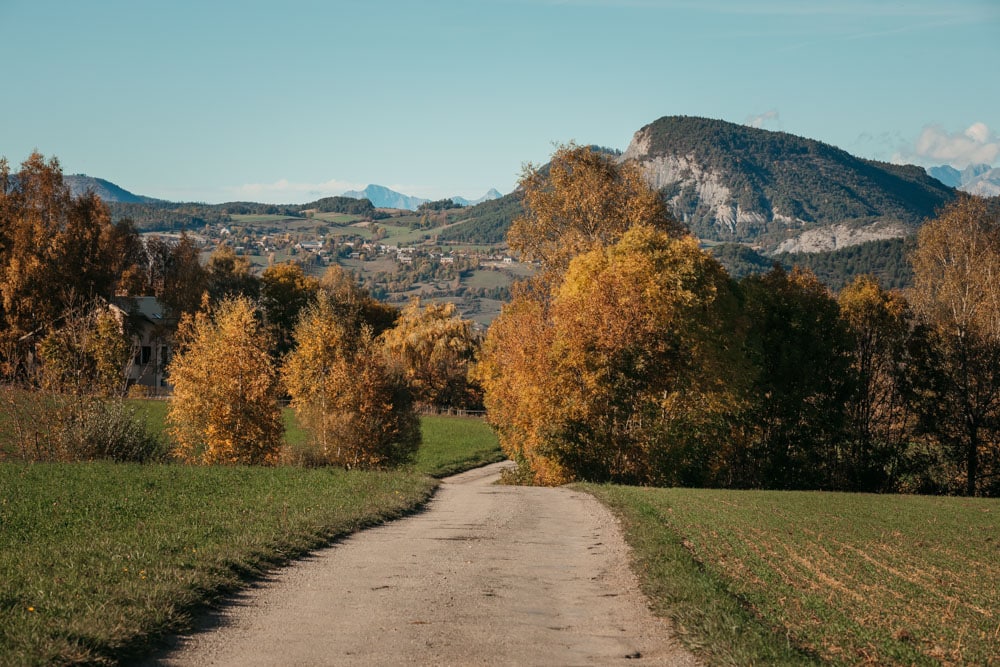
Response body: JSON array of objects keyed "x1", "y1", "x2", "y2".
[{"x1": 150, "y1": 462, "x2": 698, "y2": 666}]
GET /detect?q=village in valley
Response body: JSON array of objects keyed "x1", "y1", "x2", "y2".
[{"x1": 143, "y1": 204, "x2": 529, "y2": 328}]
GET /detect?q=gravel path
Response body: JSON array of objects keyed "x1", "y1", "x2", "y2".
[{"x1": 148, "y1": 462, "x2": 699, "y2": 666}]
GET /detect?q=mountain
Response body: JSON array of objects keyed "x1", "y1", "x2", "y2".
[
  {"x1": 64, "y1": 174, "x2": 162, "y2": 203},
  {"x1": 621, "y1": 116, "x2": 956, "y2": 253},
  {"x1": 928, "y1": 163, "x2": 1000, "y2": 197},
  {"x1": 437, "y1": 191, "x2": 524, "y2": 245},
  {"x1": 342, "y1": 185, "x2": 428, "y2": 210},
  {"x1": 451, "y1": 188, "x2": 503, "y2": 207},
  {"x1": 927, "y1": 165, "x2": 962, "y2": 188}
]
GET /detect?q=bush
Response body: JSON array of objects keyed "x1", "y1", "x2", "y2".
[
  {"x1": 0, "y1": 387, "x2": 163, "y2": 462},
  {"x1": 283, "y1": 294, "x2": 421, "y2": 469}
]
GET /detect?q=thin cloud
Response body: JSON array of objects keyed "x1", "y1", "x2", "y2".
[
  {"x1": 745, "y1": 110, "x2": 781, "y2": 130},
  {"x1": 895, "y1": 122, "x2": 1000, "y2": 169},
  {"x1": 224, "y1": 178, "x2": 365, "y2": 204}
]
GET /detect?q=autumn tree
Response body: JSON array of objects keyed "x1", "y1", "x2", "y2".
[
  {"x1": 507, "y1": 144, "x2": 685, "y2": 278},
  {"x1": 146, "y1": 233, "x2": 209, "y2": 318},
  {"x1": 167, "y1": 296, "x2": 283, "y2": 465},
  {"x1": 0, "y1": 152, "x2": 144, "y2": 372},
  {"x1": 282, "y1": 293, "x2": 419, "y2": 468},
  {"x1": 318, "y1": 264, "x2": 398, "y2": 336},
  {"x1": 552, "y1": 228, "x2": 745, "y2": 485},
  {"x1": 259, "y1": 262, "x2": 319, "y2": 357},
  {"x1": 909, "y1": 195, "x2": 1000, "y2": 496},
  {"x1": 837, "y1": 275, "x2": 913, "y2": 491},
  {"x1": 380, "y1": 299, "x2": 481, "y2": 410},
  {"x1": 475, "y1": 284, "x2": 565, "y2": 483},
  {"x1": 206, "y1": 245, "x2": 259, "y2": 303},
  {"x1": 480, "y1": 228, "x2": 745, "y2": 485},
  {"x1": 36, "y1": 301, "x2": 132, "y2": 397}
]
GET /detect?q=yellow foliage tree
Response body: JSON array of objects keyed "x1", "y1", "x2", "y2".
[
  {"x1": 475, "y1": 285, "x2": 567, "y2": 484},
  {"x1": 259, "y1": 262, "x2": 320, "y2": 357},
  {"x1": 318, "y1": 264, "x2": 398, "y2": 336},
  {"x1": 0, "y1": 153, "x2": 144, "y2": 373},
  {"x1": 909, "y1": 195, "x2": 1000, "y2": 495},
  {"x1": 380, "y1": 299, "x2": 480, "y2": 409},
  {"x1": 36, "y1": 302, "x2": 131, "y2": 397},
  {"x1": 480, "y1": 227, "x2": 745, "y2": 485},
  {"x1": 167, "y1": 296, "x2": 283, "y2": 465},
  {"x1": 282, "y1": 293, "x2": 419, "y2": 468},
  {"x1": 507, "y1": 144, "x2": 684, "y2": 278},
  {"x1": 837, "y1": 275, "x2": 912, "y2": 490}
]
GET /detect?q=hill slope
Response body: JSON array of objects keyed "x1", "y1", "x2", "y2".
[
  {"x1": 622, "y1": 116, "x2": 956, "y2": 252},
  {"x1": 64, "y1": 174, "x2": 162, "y2": 203}
]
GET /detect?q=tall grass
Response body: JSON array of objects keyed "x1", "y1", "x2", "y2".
[{"x1": 587, "y1": 485, "x2": 1000, "y2": 666}]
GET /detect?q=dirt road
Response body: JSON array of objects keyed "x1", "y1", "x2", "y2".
[{"x1": 150, "y1": 462, "x2": 698, "y2": 666}]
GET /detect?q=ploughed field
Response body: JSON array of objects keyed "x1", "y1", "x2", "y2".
[{"x1": 588, "y1": 484, "x2": 999, "y2": 665}]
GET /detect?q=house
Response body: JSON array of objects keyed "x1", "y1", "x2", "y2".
[{"x1": 110, "y1": 297, "x2": 177, "y2": 394}]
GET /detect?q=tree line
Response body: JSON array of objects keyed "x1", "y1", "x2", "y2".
[
  {"x1": 478, "y1": 145, "x2": 1000, "y2": 496},
  {"x1": 0, "y1": 153, "x2": 480, "y2": 468},
  {"x1": 5, "y1": 149, "x2": 998, "y2": 495}
]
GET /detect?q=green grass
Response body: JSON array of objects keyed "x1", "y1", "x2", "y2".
[
  {"x1": 129, "y1": 400, "x2": 503, "y2": 477},
  {"x1": 0, "y1": 463, "x2": 436, "y2": 665},
  {"x1": 585, "y1": 485, "x2": 1000, "y2": 666},
  {"x1": 463, "y1": 269, "x2": 511, "y2": 289},
  {"x1": 1, "y1": 400, "x2": 502, "y2": 663},
  {"x1": 413, "y1": 415, "x2": 504, "y2": 477},
  {"x1": 228, "y1": 214, "x2": 305, "y2": 224},
  {"x1": 309, "y1": 212, "x2": 363, "y2": 224}
]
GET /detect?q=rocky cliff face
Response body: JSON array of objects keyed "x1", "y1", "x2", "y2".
[{"x1": 620, "y1": 116, "x2": 955, "y2": 254}]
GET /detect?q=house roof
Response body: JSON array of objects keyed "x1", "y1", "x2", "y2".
[{"x1": 113, "y1": 296, "x2": 172, "y2": 323}]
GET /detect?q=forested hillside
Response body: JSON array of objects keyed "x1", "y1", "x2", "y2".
[
  {"x1": 711, "y1": 237, "x2": 915, "y2": 290},
  {"x1": 437, "y1": 192, "x2": 524, "y2": 245},
  {"x1": 623, "y1": 116, "x2": 955, "y2": 251}
]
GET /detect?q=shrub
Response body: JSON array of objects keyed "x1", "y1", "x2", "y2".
[
  {"x1": 0, "y1": 387, "x2": 163, "y2": 462},
  {"x1": 283, "y1": 294, "x2": 420, "y2": 469}
]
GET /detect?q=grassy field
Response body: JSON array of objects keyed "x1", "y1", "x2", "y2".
[
  {"x1": 127, "y1": 400, "x2": 502, "y2": 477},
  {"x1": 413, "y1": 415, "x2": 504, "y2": 477},
  {"x1": 0, "y1": 464, "x2": 436, "y2": 665},
  {"x1": 0, "y1": 405, "x2": 503, "y2": 665},
  {"x1": 464, "y1": 269, "x2": 511, "y2": 289},
  {"x1": 586, "y1": 485, "x2": 1000, "y2": 666}
]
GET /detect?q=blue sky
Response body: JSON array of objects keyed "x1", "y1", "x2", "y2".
[{"x1": 1, "y1": 0, "x2": 998, "y2": 203}]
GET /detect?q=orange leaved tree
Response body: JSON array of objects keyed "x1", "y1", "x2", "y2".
[
  {"x1": 380, "y1": 299, "x2": 481, "y2": 410},
  {"x1": 167, "y1": 296, "x2": 283, "y2": 465},
  {"x1": 282, "y1": 293, "x2": 419, "y2": 468}
]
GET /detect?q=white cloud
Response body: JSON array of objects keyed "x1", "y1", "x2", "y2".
[
  {"x1": 895, "y1": 122, "x2": 1000, "y2": 168},
  {"x1": 223, "y1": 177, "x2": 365, "y2": 204},
  {"x1": 745, "y1": 110, "x2": 780, "y2": 129}
]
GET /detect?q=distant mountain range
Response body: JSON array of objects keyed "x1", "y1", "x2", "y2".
[
  {"x1": 64, "y1": 174, "x2": 504, "y2": 212},
  {"x1": 58, "y1": 115, "x2": 1000, "y2": 261},
  {"x1": 341, "y1": 185, "x2": 428, "y2": 210},
  {"x1": 927, "y1": 164, "x2": 1000, "y2": 197},
  {"x1": 340, "y1": 184, "x2": 503, "y2": 210},
  {"x1": 451, "y1": 189, "x2": 503, "y2": 207}
]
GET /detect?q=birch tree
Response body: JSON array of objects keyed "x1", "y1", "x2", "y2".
[{"x1": 167, "y1": 296, "x2": 283, "y2": 465}]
